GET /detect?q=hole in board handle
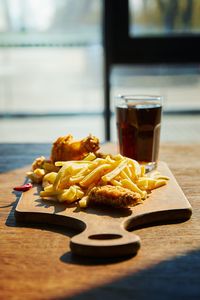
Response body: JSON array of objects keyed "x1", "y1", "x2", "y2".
[{"x1": 89, "y1": 234, "x2": 122, "y2": 240}]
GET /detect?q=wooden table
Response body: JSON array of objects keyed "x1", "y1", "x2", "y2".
[{"x1": 0, "y1": 143, "x2": 200, "y2": 300}]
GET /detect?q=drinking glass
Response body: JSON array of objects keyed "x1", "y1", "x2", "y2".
[{"x1": 115, "y1": 95, "x2": 162, "y2": 171}]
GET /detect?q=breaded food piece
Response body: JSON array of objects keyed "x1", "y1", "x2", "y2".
[
  {"x1": 31, "y1": 156, "x2": 58, "y2": 172},
  {"x1": 51, "y1": 134, "x2": 100, "y2": 162},
  {"x1": 32, "y1": 156, "x2": 46, "y2": 170},
  {"x1": 88, "y1": 185, "x2": 142, "y2": 208},
  {"x1": 27, "y1": 156, "x2": 59, "y2": 183}
]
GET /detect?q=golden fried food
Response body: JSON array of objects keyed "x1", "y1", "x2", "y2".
[
  {"x1": 27, "y1": 156, "x2": 59, "y2": 183},
  {"x1": 32, "y1": 156, "x2": 46, "y2": 170},
  {"x1": 87, "y1": 185, "x2": 142, "y2": 208},
  {"x1": 51, "y1": 134, "x2": 100, "y2": 162},
  {"x1": 26, "y1": 133, "x2": 169, "y2": 209}
]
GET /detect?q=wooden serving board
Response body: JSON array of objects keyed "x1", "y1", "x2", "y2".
[{"x1": 15, "y1": 162, "x2": 192, "y2": 258}]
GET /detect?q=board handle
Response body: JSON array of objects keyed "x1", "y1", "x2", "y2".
[{"x1": 70, "y1": 224, "x2": 140, "y2": 258}]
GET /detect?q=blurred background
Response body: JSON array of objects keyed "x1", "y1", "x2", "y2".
[{"x1": 0, "y1": 0, "x2": 200, "y2": 143}]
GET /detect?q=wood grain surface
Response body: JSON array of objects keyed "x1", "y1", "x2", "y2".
[{"x1": 0, "y1": 143, "x2": 200, "y2": 300}]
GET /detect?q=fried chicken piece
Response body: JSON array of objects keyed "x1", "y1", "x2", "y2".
[
  {"x1": 87, "y1": 185, "x2": 142, "y2": 208},
  {"x1": 51, "y1": 134, "x2": 100, "y2": 162}
]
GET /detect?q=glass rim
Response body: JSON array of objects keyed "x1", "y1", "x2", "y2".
[{"x1": 115, "y1": 94, "x2": 162, "y2": 102}]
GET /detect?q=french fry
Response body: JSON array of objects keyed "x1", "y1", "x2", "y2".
[
  {"x1": 113, "y1": 154, "x2": 124, "y2": 161},
  {"x1": 83, "y1": 152, "x2": 96, "y2": 161},
  {"x1": 69, "y1": 175, "x2": 85, "y2": 185},
  {"x1": 53, "y1": 163, "x2": 71, "y2": 190},
  {"x1": 101, "y1": 159, "x2": 127, "y2": 182},
  {"x1": 140, "y1": 165, "x2": 146, "y2": 177},
  {"x1": 105, "y1": 156, "x2": 116, "y2": 164},
  {"x1": 124, "y1": 165, "x2": 132, "y2": 178},
  {"x1": 137, "y1": 178, "x2": 148, "y2": 190},
  {"x1": 57, "y1": 186, "x2": 77, "y2": 202},
  {"x1": 76, "y1": 189, "x2": 85, "y2": 199},
  {"x1": 44, "y1": 184, "x2": 54, "y2": 192},
  {"x1": 40, "y1": 189, "x2": 63, "y2": 197},
  {"x1": 121, "y1": 178, "x2": 147, "y2": 199},
  {"x1": 128, "y1": 158, "x2": 141, "y2": 178},
  {"x1": 79, "y1": 196, "x2": 88, "y2": 208},
  {"x1": 148, "y1": 170, "x2": 169, "y2": 181},
  {"x1": 120, "y1": 170, "x2": 130, "y2": 180},
  {"x1": 37, "y1": 149, "x2": 169, "y2": 207},
  {"x1": 154, "y1": 179, "x2": 167, "y2": 189},
  {"x1": 80, "y1": 163, "x2": 111, "y2": 187},
  {"x1": 138, "y1": 178, "x2": 157, "y2": 190},
  {"x1": 55, "y1": 160, "x2": 93, "y2": 167},
  {"x1": 110, "y1": 179, "x2": 122, "y2": 186},
  {"x1": 55, "y1": 161, "x2": 68, "y2": 167},
  {"x1": 43, "y1": 172, "x2": 57, "y2": 185}
]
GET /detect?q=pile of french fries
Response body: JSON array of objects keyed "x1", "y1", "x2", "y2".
[{"x1": 37, "y1": 152, "x2": 169, "y2": 208}]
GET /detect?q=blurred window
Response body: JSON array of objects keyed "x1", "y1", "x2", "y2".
[
  {"x1": 0, "y1": 0, "x2": 104, "y2": 142},
  {"x1": 0, "y1": 0, "x2": 101, "y2": 45},
  {"x1": 129, "y1": 0, "x2": 200, "y2": 37}
]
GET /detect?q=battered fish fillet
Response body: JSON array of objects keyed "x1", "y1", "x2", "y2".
[
  {"x1": 51, "y1": 134, "x2": 100, "y2": 162},
  {"x1": 88, "y1": 185, "x2": 142, "y2": 208}
]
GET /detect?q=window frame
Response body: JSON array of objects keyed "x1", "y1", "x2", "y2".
[{"x1": 107, "y1": 0, "x2": 200, "y2": 65}]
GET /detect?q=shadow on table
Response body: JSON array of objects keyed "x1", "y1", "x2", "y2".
[
  {"x1": 5, "y1": 194, "x2": 200, "y2": 298},
  {"x1": 60, "y1": 251, "x2": 135, "y2": 266},
  {"x1": 6, "y1": 191, "x2": 77, "y2": 238},
  {"x1": 5, "y1": 192, "x2": 134, "y2": 266},
  {"x1": 0, "y1": 143, "x2": 50, "y2": 173},
  {"x1": 56, "y1": 248, "x2": 200, "y2": 300}
]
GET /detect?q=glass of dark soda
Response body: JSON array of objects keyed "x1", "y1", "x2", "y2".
[{"x1": 116, "y1": 95, "x2": 162, "y2": 170}]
